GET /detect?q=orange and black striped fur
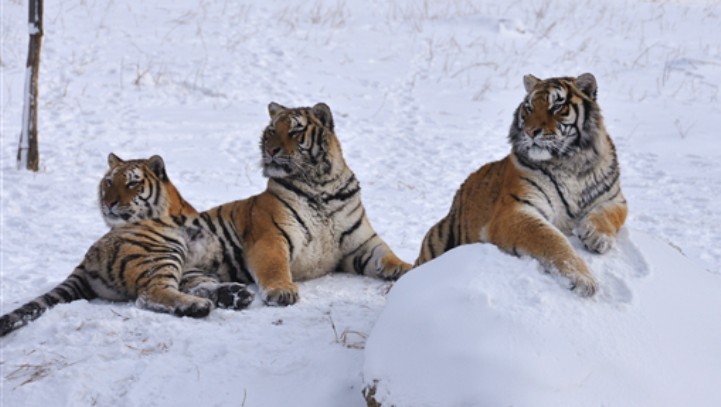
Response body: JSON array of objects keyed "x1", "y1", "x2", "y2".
[
  {"x1": 96, "y1": 102, "x2": 411, "y2": 306},
  {"x1": 1, "y1": 103, "x2": 411, "y2": 336},
  {"x1": 1, "y1": 155, "x2": 253, "y2": 337},
  {"x1": 99, "y1": 153, "x2": 198, "y2": 226},
  {"x1": 97, "y1": 154, "x2": 251, "y2": 309},
  {"x1": 193, "y1": 102, "x2": 412, "y2": 305},
  {"x1": 416, "y1": 74, "x2": 627, "y2": 296}
]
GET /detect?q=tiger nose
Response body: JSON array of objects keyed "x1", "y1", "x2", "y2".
[
  {"x1": 267, "y1": 147, "x2": 281, "y2": 157},
  {"x1": 524, "y1": 126, "x2": 541, "y2": 138},
  {"x1": 105, "y1": 200, "x2": 117, "y2": 209}
]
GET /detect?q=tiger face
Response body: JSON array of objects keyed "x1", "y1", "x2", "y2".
[
  {"x1": 260, "y1": 102, "x2": 339, "y2": 180},
  {"x1": 510, "y1": 73, "x2": 600, "y2": 162},
  {"x1": 99, "y1": 153, "x2": 172, "y2": 227}
]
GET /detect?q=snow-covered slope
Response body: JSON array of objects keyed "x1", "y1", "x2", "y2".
[
  {"x1": 363, "y1": 230, "x2": 721, "y2": 406},
  {"x1": 2, "y1": 0, "x2": 720, "y2": 405}
]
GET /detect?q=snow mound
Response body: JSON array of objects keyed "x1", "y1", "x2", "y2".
[{"x1": 363, "y1": 229, "x2": 721, "y2": 406}]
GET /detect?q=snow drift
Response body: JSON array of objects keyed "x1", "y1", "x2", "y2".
[{"x1": 363, "y1": 229, "x2": 721, "y2": 406}]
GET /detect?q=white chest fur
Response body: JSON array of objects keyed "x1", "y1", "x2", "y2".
[
  {"x1": 520, "y1": 158, "x2": 618, "y2": 236},
  {"x1": 285, "y1": 203, "x2": 348, "y2": 280}
]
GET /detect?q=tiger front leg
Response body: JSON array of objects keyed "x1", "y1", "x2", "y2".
[
  {"x1": 180, "y1": 270, "x2": 254, "y2": 310},
  {"x1": 245, "y1": 238, "x2": 298, "y2": 306},
  {"x1": 488, "y1": 211, "x2": 597, "y2": 297},
  {"x1": 576, "y1": 199, "x2": 628, "y2": 254},
  {"x1": 340, "y1": 234, "x2": 412, "y2": 280},
  {"x1": 135, "y1": 265, "x2": 213, "y2": 317}
]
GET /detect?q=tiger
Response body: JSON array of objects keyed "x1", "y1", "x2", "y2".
[
  {"x1": 0, "y1": 102, "x2": 410, "y2": 337},
  {"x1": 415, "y1": 73, "x2": 627, "y2": 297},
  {"x1": 192, "y1": 101, "x2": 413, "y2": 305},
  {"x1": 99, "y1": 153, "x2": 199, "y2": 226},
  {"x1": 97, "y1": 154, "x2": 247, "y2": 307},
  {"x1": 0, "y1": 155, "x2": 254, "y2": 337}
]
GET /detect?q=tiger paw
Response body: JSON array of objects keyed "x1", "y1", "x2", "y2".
[
  {"x1": 379, "y1": 258, "x2": 413, "y2": 281},
  {"x1": 216, "y1": 283, "x2": 254, "y2": 310},
  {"x1": 553, "y1": 255, "x2": 597, "y2": 298},
  {"x1": 569, "y1": 273, "x2": 598, "y2": 297},
  {"x1": 261, "y1": 284, "x2": 299, "y2": 306},
  {"x1": 174, "y1": 297, "x2": 213, "y2": 318},
  {"x1": 577, "y1": 220, "x2": 614, "y2": 254}
]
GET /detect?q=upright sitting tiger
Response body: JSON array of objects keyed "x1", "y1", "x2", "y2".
[
  {"x1": 195, "y1": 102, "x2": 412, "y2": 305},
  {"x1": 416, "y1": 73, "x2": 627, "y2": 296},
  {"x1": 99, "y1": 153, "x2": 198, "y2": 226},
  {"x1": 0, "y1": 154, "x2": 253, "y2": 337},
  {"x1": 1, "y1": 102, "x2": 410, "y2": 337}
]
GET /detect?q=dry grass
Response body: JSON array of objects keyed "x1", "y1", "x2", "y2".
[
  {"x1": 362, "y1": 381, "x2": 382, "y2": 407},
  {"x1": 327, "y1": 312, "x2": 368, "y2": 349},
  {"x1": 276, "y1": 0, "x2": 348, "y2": 33},
  {"x1": 125, "y1": 338, "x2": 173, "y2": 356},
  {"x1": 5, "y1": 357, "x2": 81, "y2": 388}
]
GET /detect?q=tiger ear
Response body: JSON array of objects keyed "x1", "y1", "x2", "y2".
[
  {"x1": 268, "y1": 102, "x2": 287, "y2": 119},
  {"x1": 147, "y1": 155, "x2": 168, "y2": 181},
  {"x1": 523, "y1": 74, "x2": 541, "y2": 93},
  {"x1": 108, "y1": 153, "x2": 124, "y2": 168},
  {"x1": 575, "y1": 73, "x2": 598, "y2": 101},
  {"x1": 312, "y1": 102, "x2": 334, "y2": 130}
]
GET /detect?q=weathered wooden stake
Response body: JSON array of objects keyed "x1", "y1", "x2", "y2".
[{"x1": 17, "y1": 0, "x2": 44, "y2": 172}]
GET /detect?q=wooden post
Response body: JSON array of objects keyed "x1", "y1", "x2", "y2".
[{"x1": 17, "y1": 0, "x2": 43, "y2": 172}]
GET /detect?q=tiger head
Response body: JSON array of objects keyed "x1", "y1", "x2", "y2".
[
  {"x1": 99, "y1": 153, "x2": 196, "y2": 227},
  {"x1": 260, "y1": 102, "x2": 344, "y2": 181},
  {"x1": 509, "y1": 73, "x2": 602, "y2": 163}
]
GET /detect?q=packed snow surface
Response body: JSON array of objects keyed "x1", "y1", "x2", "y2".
[{"x1": 2, "y1": 0, "x2": 720, "y2": 406}]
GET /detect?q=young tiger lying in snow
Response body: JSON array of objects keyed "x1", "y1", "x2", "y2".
[
  {"x1": 0, "y1": 154, "x2": 255, "y2": 337},
  {"x1": 1, "y1": 102, "x2": 411, "y2": 337},
  {"x1": 416, "y1": 73, "x2": 627, "y2": 296},
  {"x1": 99, "y1": 153, "x2": 253, "y2": 309}
]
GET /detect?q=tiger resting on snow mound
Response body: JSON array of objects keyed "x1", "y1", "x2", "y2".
[{"x1": 415, "y1": 73, "x2": 627, "y2": 297}]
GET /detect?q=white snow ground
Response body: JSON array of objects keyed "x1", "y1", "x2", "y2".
[{"x1": 1, "y1": 0, "x2": 720, "y2": 406}]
